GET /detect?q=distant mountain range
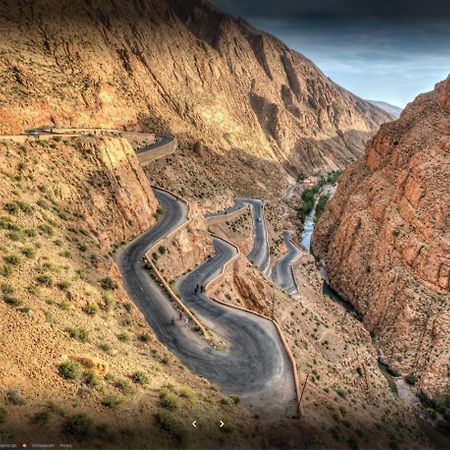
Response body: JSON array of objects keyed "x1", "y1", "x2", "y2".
[{"x1": 367, "y1": 100, "x2": 403, "y2": 118}]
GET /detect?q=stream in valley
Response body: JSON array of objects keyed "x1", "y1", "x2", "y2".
[{"x1": 299, "y1": 185, "x2": 450, "y2": 449}]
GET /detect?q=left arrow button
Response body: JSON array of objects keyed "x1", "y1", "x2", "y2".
[{"x1": 192, "y1": 420, "x2": 197, "y2": 428}]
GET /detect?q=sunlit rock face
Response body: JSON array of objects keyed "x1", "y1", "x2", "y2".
[{"x1": 312, "y1": 76, "x2": 450, "y2": 398}]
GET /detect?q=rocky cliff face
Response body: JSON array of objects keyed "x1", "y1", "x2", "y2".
[
  {"x1": 0, "y1": 0, "x2": 389, "y2": 195},
  {"x1": 312, "y1": 76, "x2": 450, "y2": 398}
]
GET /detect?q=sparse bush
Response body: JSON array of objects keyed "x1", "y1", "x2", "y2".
[
  {"x1": 66, "y1": 327, "x2": 89, "y2": 343},
  {"x1": 82, "y1": 303, "x2": 97, "y2": 316},
  {"x1": 58, "y1": 361, "x2": 82, "y2": 380},
  {"x1": 101, "y1": 394, "x2": 122, "y2": 409},
  {"x1": 83, "y1": 370, "x2": 100, "y2": 388},
  {"x1": 36, "y1": 274, "x2": 53, "y2": 287},
  {"x1": 21, "y1": 246, "x2": 36, "y2": 258},
  {"x1": 229, "y1": 394, "x2": 240, "y2": 405},
  {"x1": 138, "y1": 333, "x2": 150, "y2": 342},
  {"x1": 7, "y1": 387, "x2": 25, "y2": 405},
  {"x1": 154, "y1": 410, "x2": 188, "y2": 446},
  {"x1": 63, "y1": 413, "x2": 93, "y2": 441},
  {"x1": 161, "y1": 356, "x2": 169, "y2": 365},
  {"x1": 3, "y1": 295, "x2": 21, "y2": 307},
  {"x1": 57, "y1": 280, "x2": 71, "y2": 291},
  {"x1": 0, "y1": 283, "x2": 14, "y2": 294},
  {"x1": 405, "y1": 374, "x2": 417, "y2": 385},
  {"x1": 4, "y1": 202, "x2": 19, "y2": 215},
  {"x1": 100, "y1": 277, "x2": 118, "y2": 290},
  {"x1": 131, "y1": 371, "x2": 149, "y2": 385},
  {"x1": 178, "y1": 387, "x2": 193, "y2": 399},
  {"x1": 0, "y1": 406, "x2": 7, "y2": 424},
  {"x1": 102, "y1": 291, "x2": 115, "y2": 311},
  {"x1": 158, "y1": 246, "x2": 166, "y2": 255},
  {"x1": 30, "y1": 410, "x2": 50, "y2": 425},
  {"x1": 114, "y1": 378, "x2": 133, "y2": 395},
  {"x1": 159, "y1": 390, "x2": 178, "y2": 410},
  {"x1": 118, "y1": 332, "x2": 131, "y2": 342},
  {"x1": 219, "y1": 397, "x2": 229, "y2": 405},
  {"x1": 4, "y1": 254, "x2": 20, "y2": 266},
  {"x1": 0, "y1": 264, "x2": 13, "y2": 277},
  {"x1": 123, "y1": 302, "x2": 132, "y2": 313}
]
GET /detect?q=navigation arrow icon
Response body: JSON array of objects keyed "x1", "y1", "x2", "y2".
[
  {"x1": 192, "y1": 420, "x2": 197, "y2": 428},
  {"x1": 219, "y1": 420, "x2": 224, "y2": 428}
]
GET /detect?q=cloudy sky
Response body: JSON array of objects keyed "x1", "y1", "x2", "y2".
[{"x1": 212, "y1": 0, "x2": 450, "y2": 107}]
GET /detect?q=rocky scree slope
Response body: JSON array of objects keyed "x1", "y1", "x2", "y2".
[
  {"x1": 0, "y1": 0, "x2": 390, "y2": 197},
  {"x1": 312, "y1": 76, "x2": 450, "y2": 400}
]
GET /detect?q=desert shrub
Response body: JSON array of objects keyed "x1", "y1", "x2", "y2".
[
  {"x1": 0, "y1": 264, "x2": 13, "y2": 277},
  {"x1": 6, "y1": 230, "x2": 25, "y2": 242},
  {"x1": 405, "y1": 374, "x2": 417, "y2": 385},
  {"x1": 58, "y1": 361, "x2": 82, "y2": 380},
  {"x1": 83, "y1": 370, "x2": 100, "y2": 388},
  {"x1": 229, "y1": 394, "x2": 240, "y2": 405},
  {"x1": 118, "y1": 332, "x2": 131, "y2": 342},
  {"x1": 7, "y1": 387, "x2": 25, "y2": 405},
  {"x1": 114, "y1": 378, "x2": 133, "y2": 395},
  {"x1": 335, "y1": 388, "x2": 347, "y2": 399},
  {"x1": 66, "y1": 327, "x2": 89, "y2": 343},
  {"x1": 21, "y1": 246, "x2": 36, "y2": 258},
  {"x1": 158, "y1": 246, "x2": 166, "y2": 255},
  {"x1": 59, "y1": 300, "x2": 70, "y2": 310},
  {"x1": 100, "y1": 277, "x2": 118, "y2": 290},
  {"x1": 138, "y1": 333, "x2": 150, "y2": 342},
  {"x1": 38, "y1": 223, "x2": 54, "y2": 236},
  {"x1": 131, "y1": 371, "x2": 149, "y2": 385},
  {"x1": 36, "y1": 274, "x2": 53, "y2": 287},
  {"x1": 154, "y1": 410, "x2": 188, "y2": 446},
  {"x1": 3, "y1": 295, "x2": 21, "y2": 307},
  {"x1": 161, "y1": 356, "x2": 169, "y2": 365},
  {"x1": 30, "y1": 410, "x2": 50, "y2": 425},
  {"x1": 178, "y1": 387, "x2": 193, "y2": 399},
  {"x1": 123, "y1": 302, "x2": 132, "y2": 313},
  {"x1": 102, "y1": 291, "x2": 115, "y2": 311},
  {"x1": 0, "y1": 406, "x2": 7, "y2": 424},
  {"x1": 4, "y1": 254, "x2": 20, "y2": 266},
  {"x1": 57, "y1": 280, "x2": 71, "y2": 291},
  {"x1": 63, "y1": 413, "x2": 93, "y2": 440},
  {"x1": 159, "y1": 391, "x2": 178, "y2": 410},
  {"x1": 82, "y1": 303, "x2": 97, "y2": 316},
  {"x1": 0, "y1": 283, "x2": 14, "y2": 294},
  {"x1": 4, "y1": 202, "x2": 19, "y2": 215},
  {"x1": 101, "y1": 394, "x2": 122, "y2": 409},
  {"x1": 219, "y1": 397, "x2": 229, "y2": 405}
]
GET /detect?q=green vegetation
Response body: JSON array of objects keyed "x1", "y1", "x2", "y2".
[
  {"x1": 83, "y1": 370, "x2": 100, "y2": 388},
  {"x1": 418, "y1": 391, "x2": 450, "y2": 423},
  {"x1": 131, "y1": 370, "x2": 149, "y2": 385},
  {"x1": 118, "y1": 332, "x2": 131, "y2": 342},
  {"x1": 100, "y1": 277, "x2": 118, "y2": 290},
  {"x1": 21, "y1": 246, "x2": 36, "y2": 258},
  {"x1": 314, "y1": 194, "x2": 330, "y2": 223},
  {"x1": 114, "y1": 378, "x2": 133, "y2": 395},
  {"x1": 58, "y1": 361, "x2": 82, "y2": 380},
  {"x1": 6, "y1": 387, "x2": 25, "y2": 405},
  {"x1": 154, "y1": 410, "x2": 188, "y2": 446},
  {"x1": 160, "y1": 390, "x2": 178, "y2": 410},
  {"x1": 4, "y1": 254, "x2": 20, "y2": 266},
  {"x1": 82, "y1": 303, "x2": 98, "y2": 316},
  {"x1": 30, "y1": 410, "x2": 50, "y2": 425},
  {"x1": 63, "y1": 413, "x2": 93, "y2": 441},
  {"x1": 404, "y1": 374, "x2": 417, "y2": 385},
  {"x1": 101, "y1": 394, "x2": 122, "y2": 409},
  {"x1": 66, "y1": 327, "x2": 89, "y2": 343},
  {"x1": 297, "y1": 184, "x2": 320, "y2": 223},
  {"x1": 36, "y1": 274, "x2": 53, "y2": 287}
]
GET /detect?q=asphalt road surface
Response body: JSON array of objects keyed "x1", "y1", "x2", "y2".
[
  {"x1": 135, "y1": 134, "x2": 174, "y2": 155},
  {"x1": 271, "y1": 231, "x2": 301, "y2": 295},
  {"x1": 117, "y1": 189, "x2": 296, "y2": 417},
  {"x1": 206, "y1": 199, "x2": 270, "y2": 275}
]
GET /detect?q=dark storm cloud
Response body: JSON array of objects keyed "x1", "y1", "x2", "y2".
[
  {"x1": 212, "y1": 0, "x2": 450, "y2": 106},
  {"x1": 213, "y1": 0, "x2": 450, "y2": 21}
]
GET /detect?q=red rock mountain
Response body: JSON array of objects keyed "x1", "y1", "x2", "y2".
[
  {"x1": 312, "y1": 76, "x2": 450, "y2": 398},
  {"x1": 0, "y1": 0, "x2": 390, "y2": 193}
]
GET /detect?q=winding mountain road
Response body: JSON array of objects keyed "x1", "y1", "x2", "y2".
[
  {"x1": 117, "y1": 189, "x2": 296, "y2": 417},
  {"x1": 271, "y1": 231, "x2": 301, "y2": 295},
  {"x1": 205, "y1": 199, "x2": 270, "y2": 275}
]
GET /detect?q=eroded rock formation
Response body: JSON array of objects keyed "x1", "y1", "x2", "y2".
[{"x1": 312, "y1": 76, "x2": 450, "y2": 397}]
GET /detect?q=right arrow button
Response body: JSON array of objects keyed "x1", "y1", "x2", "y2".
[{"x1": 219, "y1": 420, "x2": 224, "y2": 428}]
